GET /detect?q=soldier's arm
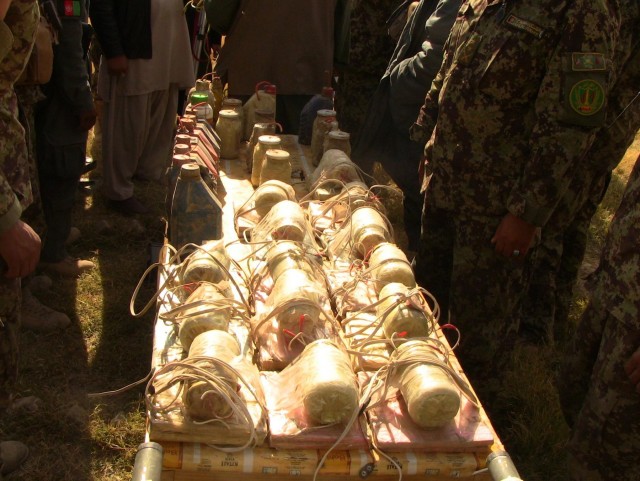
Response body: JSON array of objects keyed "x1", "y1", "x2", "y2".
[
  {"x1": 52, "y1": 12, "x2": 95, "y2": 129},
  {"x1": 388, "y1": 0, "x2": 460, "y2": 133},
  {"x1": 505, "y1": 2, "x2": 617, "y2": 228},
  {"x1": 0, "y1": 176, "x2": 40, "y2": 279}
]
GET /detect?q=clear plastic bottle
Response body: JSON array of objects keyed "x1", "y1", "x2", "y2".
[
  {"x1": 251, "y1": 135, "x2": 281, "y2": 187},
  {"x1": 169, "y1": 163, "x2": 223, "y2": 253},
  {"x1": 192, "y1": 92, "x2": 214, "y2": 126},
  {"x1": 311, "y1": 109, "x2": 337, "y2": 166},
  {"x1": 215, "y1": 109, "x2": 242, "y2": 159},
  {"x1": 260, "y1": 149, "x2": 291, "y2": 185}
]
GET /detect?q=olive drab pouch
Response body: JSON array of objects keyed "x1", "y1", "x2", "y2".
[{"x1": 559, "y1": 52, "x2": 608, "y2": 128}]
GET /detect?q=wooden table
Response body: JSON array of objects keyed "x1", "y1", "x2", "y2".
[{"x1": 150, "y1": 136, "x2": 502, "y2": 481}]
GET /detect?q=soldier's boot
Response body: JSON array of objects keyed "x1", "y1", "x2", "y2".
[
  {"x1": 39, "y1": 256, "x2": 95, "y2": 278},
  {"x1": 0, "y1": 441, "x2": 29, "y2": 477},
  {"x1": 21, "y1": 287, "x2": 71, "y2": 332}
]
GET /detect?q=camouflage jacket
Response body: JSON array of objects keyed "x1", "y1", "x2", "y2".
[
  {"x1": 412, "y1": 0, "x2": 626, "y2": 226},
  {"x1": 0, "y1": 0, "x2": 39, "y2": 233},
  {"x1": 544, "y1": 7, "x2": 640, "y2": 229},
  {"x1": 595, "y1": 154, "x2": 640, "y2": 327}
]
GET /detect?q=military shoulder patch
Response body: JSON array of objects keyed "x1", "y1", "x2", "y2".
[
  {"x1": 63, "y1": 0, "x2": 82, "y2": 16},
  {"x1": 505, "y1": 15, "x2": 544, "y2": 38},
  {"x1": 569, "y1": 79, "x2": 605, "y2": 116},
  {"x1": 571, "y1": 53, "x2": 606, "y2": 71}
]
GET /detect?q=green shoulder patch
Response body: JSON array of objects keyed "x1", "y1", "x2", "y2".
[
  {"x1": 571, "y1": 53, "x2": 606, "y2": 71},
  {"x1": 569, "y1": 79, "x2": 605, "y2": 116}
]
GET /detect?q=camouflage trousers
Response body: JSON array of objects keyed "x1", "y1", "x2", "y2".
[
  {"x1": 0, "y1": 278, "x2": 21, "y2": 410},
  {"x1": 413, "y1": 198, "x2": 526, "y2": 405},
  {"x1": 559, "y1": 289, "x2": 640, "y2": 480},
  {"x1": 519, "y1": 174, "x2": 608, "y2": 346}
]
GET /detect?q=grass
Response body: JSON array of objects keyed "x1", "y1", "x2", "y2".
[{"x1": 1, "y1": 125, "x2": 637, "y2": 480}]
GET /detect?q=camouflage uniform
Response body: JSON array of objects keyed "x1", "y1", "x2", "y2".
[
  {"x1": 334, "y1": 0, "x2": 397, "y2": 146},
  {"x1": 559, "y1": 154, "x2": 640, "y2": 481},
  {"x1": 16, "y1": 85, "x2": 46, "y2": 235},
  {"x1": 352, "y1": 0, "x2": 460, "y2": 251},
  {"x1": 520, "y1": 38, "x2": 640, "y2": 346},
  {"x1": 411, "y1": 0, "x2": 622, "y2": 398},
  {"x1": 0, "y1": 0, "x2": 39, "y2": 407},
  {"x1": 35, "y1": 0, "x2": 93, "y2": 264}
]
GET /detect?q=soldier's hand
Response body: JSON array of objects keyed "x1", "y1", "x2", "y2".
[
  {"x1": 625, "y1": 347, "x2": 640, "y2": 395},
  {"x1": 0, "y1": 221, "x2": 41, "y2": 278},
  {"x1": 106, "y1": 55, "x2": 128, "y2": 76},
  {"x1": 491, "y1": 212, "x2": 537, "y2": 260},
  {"x1": 77, "y1": 109, "x2": 97, "y2": 131}
]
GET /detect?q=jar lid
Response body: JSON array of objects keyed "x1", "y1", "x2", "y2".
[
  {"x1": 179, "y1": 162, "x2": 201, "y2": 179},
  {"x1": 265, "y1": 149, "x2": 290, "y2": 160},
  {"x1": 181, "y1": 118, "x2": 196, "y2": 130},
  {"x1": 191, "y1": 92, "x2": 209, "y2": 102},
  {"x1": 175, "y1": 134, "x2": 194, "y2": 144},
  {"x1": 222, "y1": 98, "x2": 242, "y2": 106},
  {"x1": 174, "y1": 143, "x2": 191, "y2": 155},
  {"x1": 172, "y1": 154, "x2": 192, "y2": 164},
  {"x1": 327, "y1": 130, "x2": 350, "y2": 140},
  {"x1": 317, "y1": 109, "x2": 337, "y2": 117},
  {"x1": 218, "y1": 109, "x2": 239, "y2": 119},
  {"x1": 258, "y1": 135, "x2": 281, "y2": 145},
  {"x1": 255, "y1": 108, "x2": 274, "y2": 116}
]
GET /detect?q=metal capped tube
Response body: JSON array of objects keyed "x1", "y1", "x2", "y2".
[
  {"x1": 131, "y1": 442, "x2": 163, "y2": 481},
  {"x1": 486, "y1": 451, "x2": 524, "y2": 481}
]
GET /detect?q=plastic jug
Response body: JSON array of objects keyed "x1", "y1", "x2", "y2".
[{"x1": 169, "y1": 163, "x2": 223, "y2": 252}]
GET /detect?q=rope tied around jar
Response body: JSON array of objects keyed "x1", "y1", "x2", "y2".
[{"x1": 146, "y1": 353, "x2": 267, "y2": 453}]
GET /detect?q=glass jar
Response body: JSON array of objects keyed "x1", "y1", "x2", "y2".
[
  {"x1": 251, "y1": 135, "x2": 281, "y2": 187},
  {"x1": 222, "y1": 97, "x2": 244, "y2": 142},
  {"x1": 254, "y1": 108, "x2": 275, "y2": 125},
  {"x1": 248, "y1": 122, "x2": 277, "y2": 171},
  {"x1": 215, "y1": 109, "x2": 242, "y2": 159},
  {"x1": 311, "y1": 109, "x2": 337, "y2": 166},
  {"x1": 260, "y1": 149, "x2": 291, "y2": 185},
  {"x1": 323, "y1": 130, "x2": 351, "y2": 158}
]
